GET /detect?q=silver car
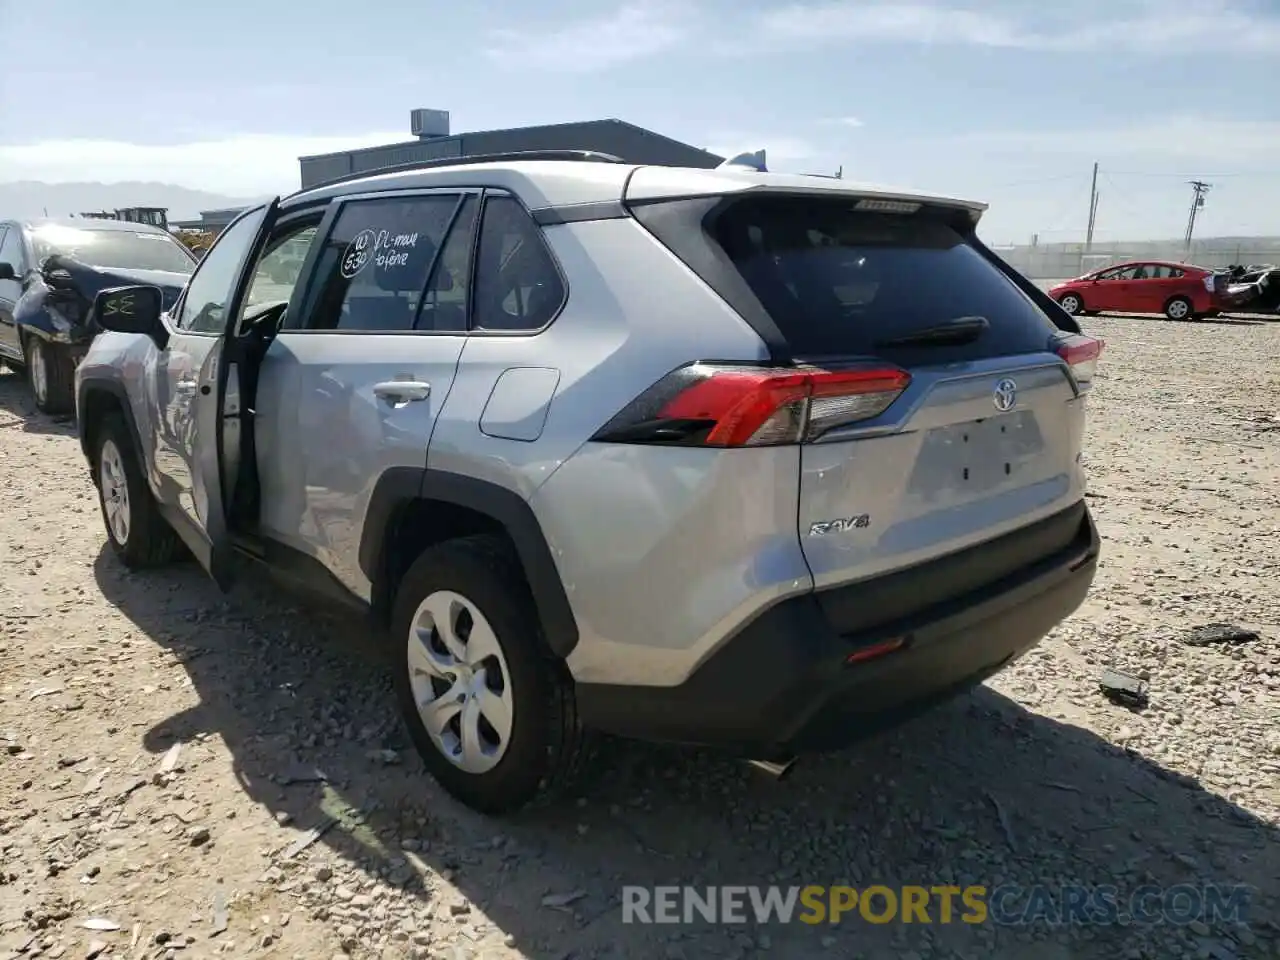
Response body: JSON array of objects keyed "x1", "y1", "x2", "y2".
[{"x1": 75, "y1": 151, "x2": 1103, "y2": 814}]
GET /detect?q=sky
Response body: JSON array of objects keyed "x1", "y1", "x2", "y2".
[{"x1": 1, "y1": 0, "x2": 1278, "y2": 243}]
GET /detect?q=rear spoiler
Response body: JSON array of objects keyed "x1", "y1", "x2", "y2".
[{"x1": 969, "y1": 235, "x2": 1082, "y2": 334}]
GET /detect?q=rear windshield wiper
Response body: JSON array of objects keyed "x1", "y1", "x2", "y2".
[{"x1": 874, "y1": 315, "x2": 989, "y2": 348}]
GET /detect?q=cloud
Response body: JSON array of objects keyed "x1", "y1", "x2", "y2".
[
  {"x1": 0, "y1": 133, "x2": 408, "y2": 196},
  {"x1": 943, "y1": 117, "x2": 1280, "y2": 164},
  {"x1": 484, "y1": 3, "x2": 693, "y2": 73},
  {"x1": 745, "y1": 0, "x2": 1280, "y2": 54},
  {"x1": 756, "y1": 3, "x2": 1024, "y2": 47},
  {"x1": 820, "y1": 117, "x2": 865, "y2": 129}
]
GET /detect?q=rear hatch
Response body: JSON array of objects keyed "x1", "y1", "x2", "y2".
[{"x1": 627, "y1": 181, "x2": 1100, "y2": 596}]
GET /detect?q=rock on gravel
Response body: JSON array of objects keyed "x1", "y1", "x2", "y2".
[{"x1": 1, "y1": 317, "x2": 1278, "y2": 960}]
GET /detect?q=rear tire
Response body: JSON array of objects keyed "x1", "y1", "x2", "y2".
[
  {"x1": 1164, "y1": 296, "x2": 1192, "y2": 322},
  {"x1": 94, "y1": 414, "x2": 183, "y2": 568},
  {"x1": 1058, "y1": 293, "x2": 1085, "y2": 316},
  {"x1": 391, "y1": 534, "x2": 595, "y2": 815},
  {"x1": 25, "y1": 335, "x2": 75, "y2": 415}
]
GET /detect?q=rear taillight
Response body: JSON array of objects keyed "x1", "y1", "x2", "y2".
[
  {"x1": 592, "y1": 363, "x2": 911, "y2": 447},
  {"x1": 1056, "y1": 335, "x2": 1104, "y2": 384}
]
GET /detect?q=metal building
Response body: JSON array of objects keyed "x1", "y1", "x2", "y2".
[
  {"x1": 297, "y1": 109, "x2": 724, "y2": 190},
  {"x1": 170, "y1": 207, "x2": 249, "y2": 234}
]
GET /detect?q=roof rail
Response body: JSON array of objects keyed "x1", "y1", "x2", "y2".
[{"x1": 293, "y1": 149, "x2": 629, "y2": 196}]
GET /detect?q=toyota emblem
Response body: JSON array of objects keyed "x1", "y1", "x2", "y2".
[{"x1": 992, "y1": 378, "x2": 1017, "y2": 412}]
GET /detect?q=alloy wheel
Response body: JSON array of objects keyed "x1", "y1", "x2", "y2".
[
  {"x1": 99, "y1": 439, "x2": 132, "y2": 545},
  {"x1": 29, "y1": 341, "x2": 48, "y2": 406}
]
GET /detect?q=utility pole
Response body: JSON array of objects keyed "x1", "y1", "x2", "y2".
[
  {"x1": 1085, "y1": 161, "x2": 1099, "y2": 251},
  {"x1": 1184, "y1": 180, "x2": 1211, "y2": 252}
]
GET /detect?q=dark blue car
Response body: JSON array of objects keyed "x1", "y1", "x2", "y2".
[{"x1": 0, "y1": 217, "x2": 196, "y2": 413}]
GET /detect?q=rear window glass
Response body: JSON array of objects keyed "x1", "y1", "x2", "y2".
[{"x1": 708, "y1": 197, "x2": 1058, "y2": 360}]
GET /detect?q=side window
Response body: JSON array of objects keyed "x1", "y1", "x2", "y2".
[
  {"x1": 0, "y1": 226, "x2": 24, "y2": 275},
  {"x1": 1169, "y1": 267, "x2": 1185, "y2": 278},
  {"x1": 305, "y1": 194, "x2": 463, "y2": 332},
  {"x1": 1094, "y1": 268, "x2": 1118, "y2": 281},
  {"x1": 471, "y1": 195, "x2": 565, "y2": 332},
  {"x1": 1110, "y1": 266, "x2": 1139, "y2": 280},
  {"x1": 416, "y1": 196, "x2": 477, "y2": 332},
  {"x1": 175, "y1": 210, "x2": 268, "y2": 334},
  {"x1": 243, "y1": 224, "x2": 320, "y2": 311}
]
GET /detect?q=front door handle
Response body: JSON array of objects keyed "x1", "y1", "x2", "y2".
[{"x1": 372, "y1": 380, "x2": 431, "y2": 403}]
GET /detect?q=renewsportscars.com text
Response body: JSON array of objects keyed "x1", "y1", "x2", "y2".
[{"x1": 621, "y1": 884, "x2": 1252, "y2": 927}]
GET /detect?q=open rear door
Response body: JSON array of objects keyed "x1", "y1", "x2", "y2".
[{"x1": 193, "y1": 198, "x2": 281, "y2": 590}]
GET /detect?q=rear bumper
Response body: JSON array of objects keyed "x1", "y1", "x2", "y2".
[{"x1": 576, "y1": 502, "x2": 1100, "y2": 757}]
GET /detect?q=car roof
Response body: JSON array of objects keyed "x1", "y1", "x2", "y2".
[
  {"x1": 20, "y1": 216, "x2": 173, "y2": 236},
  {"x1": 623, "y1": 165, "x2": 987, "y2": 212},
  {"x1": 1104, "y1": 259, "x2": 1202, "y2": 271},
  {"x1": 286, "y1": 160, "x2": 987, "y2": 217}
]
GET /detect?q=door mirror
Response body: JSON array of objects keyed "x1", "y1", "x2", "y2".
[
  {"x1": 0, "y1": 262, "x2": 16, "y2": 282},
  {"x1": 94, "y1": 285, "x2": 168, "y2": 347}
]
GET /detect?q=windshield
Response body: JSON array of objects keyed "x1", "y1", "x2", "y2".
[{"x1": 30, "y1": 225, "x2": 196, "y2": 274}]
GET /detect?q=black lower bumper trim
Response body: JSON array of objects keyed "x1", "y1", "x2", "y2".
[{"x1": 576, "y1": 504, "x2": 1100, "y2": 757}]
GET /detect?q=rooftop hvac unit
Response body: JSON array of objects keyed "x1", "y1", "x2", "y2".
[
  {"x1": 717, "y1": 149, "x2": 767, "y2": 172},
  {"x1": 411, "y1": 108, "x2": 451, "y2": 139}
]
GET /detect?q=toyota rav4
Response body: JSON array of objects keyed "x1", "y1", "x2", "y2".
[{"x1": 76, "y1": 151, "x2": 1103, "y2": 814}]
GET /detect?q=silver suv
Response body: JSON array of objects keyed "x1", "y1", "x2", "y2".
[{"x1": 75, "y1": 151, "x2": 1103, "y2": 814}]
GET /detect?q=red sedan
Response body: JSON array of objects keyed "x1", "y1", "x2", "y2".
[{"x1": 1049, "y1": 261, "x2": 1227, "y2": 321}]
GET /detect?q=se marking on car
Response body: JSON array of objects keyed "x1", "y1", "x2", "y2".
[{"x1": 102, "y1": 293, "x2": 135, "y2": 317}]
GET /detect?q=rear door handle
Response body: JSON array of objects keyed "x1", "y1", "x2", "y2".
[{"x1": 372, "y1": 380, "x2": 431, "y2": 403}]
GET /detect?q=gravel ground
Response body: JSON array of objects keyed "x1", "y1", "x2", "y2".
[{"x1": 2, "y1": 313, "x2": 1279, "y2": 960}]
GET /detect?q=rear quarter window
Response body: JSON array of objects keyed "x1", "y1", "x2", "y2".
[{"x1": 706, "y1": 196, "x2": 1059, "y2": 363}]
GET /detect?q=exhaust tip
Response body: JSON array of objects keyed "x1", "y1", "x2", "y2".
[{"x1": 745, "y1": 758, "x2": 797, "y2": 781}]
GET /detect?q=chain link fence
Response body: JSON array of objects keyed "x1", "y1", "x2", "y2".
[{"x1": 994, "y1": 240, "x2": 1280, "y2": 281}]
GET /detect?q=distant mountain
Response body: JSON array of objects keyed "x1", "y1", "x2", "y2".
[{"x1": 0, "y1": 181, "x2": 270, "y2": 221}]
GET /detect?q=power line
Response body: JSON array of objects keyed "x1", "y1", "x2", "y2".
[
  {"x1": 987, "y1": 173, "x2": 1090, "y2": 190},
  {"x1": 1099, "y1": 172, "x2": 1156, "y2": 224},
  {"x1": 1104, "y1": 170, "x2": 1278, "y2": 179}
]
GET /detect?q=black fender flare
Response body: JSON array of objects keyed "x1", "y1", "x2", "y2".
[
  {"x1": 359, "y1": 468, "x2": 579, "y2": 658},
  {"x1": 77, "y1": 376, "x2": 185, "y2": 507},
  {"x1": 76, "y1": 377, "x2": 145, "y2": 464}
]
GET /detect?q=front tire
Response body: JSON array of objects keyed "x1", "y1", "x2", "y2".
[
  {"x1": 1164, "y1": 297, "x2": 1192, "y2": 322},
  {"x1": 94, "y1": 414, "x2": 183, "y2": 568},
  {"x1": 1058, "y1": 293, "x2": 1084, "y2": 316},
  {"x1": 391, "y1": 535, "x2": 594, "y2": 815},
  {"x1": 25, "y1": 335, "x2": 75, "y2": 415}
]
